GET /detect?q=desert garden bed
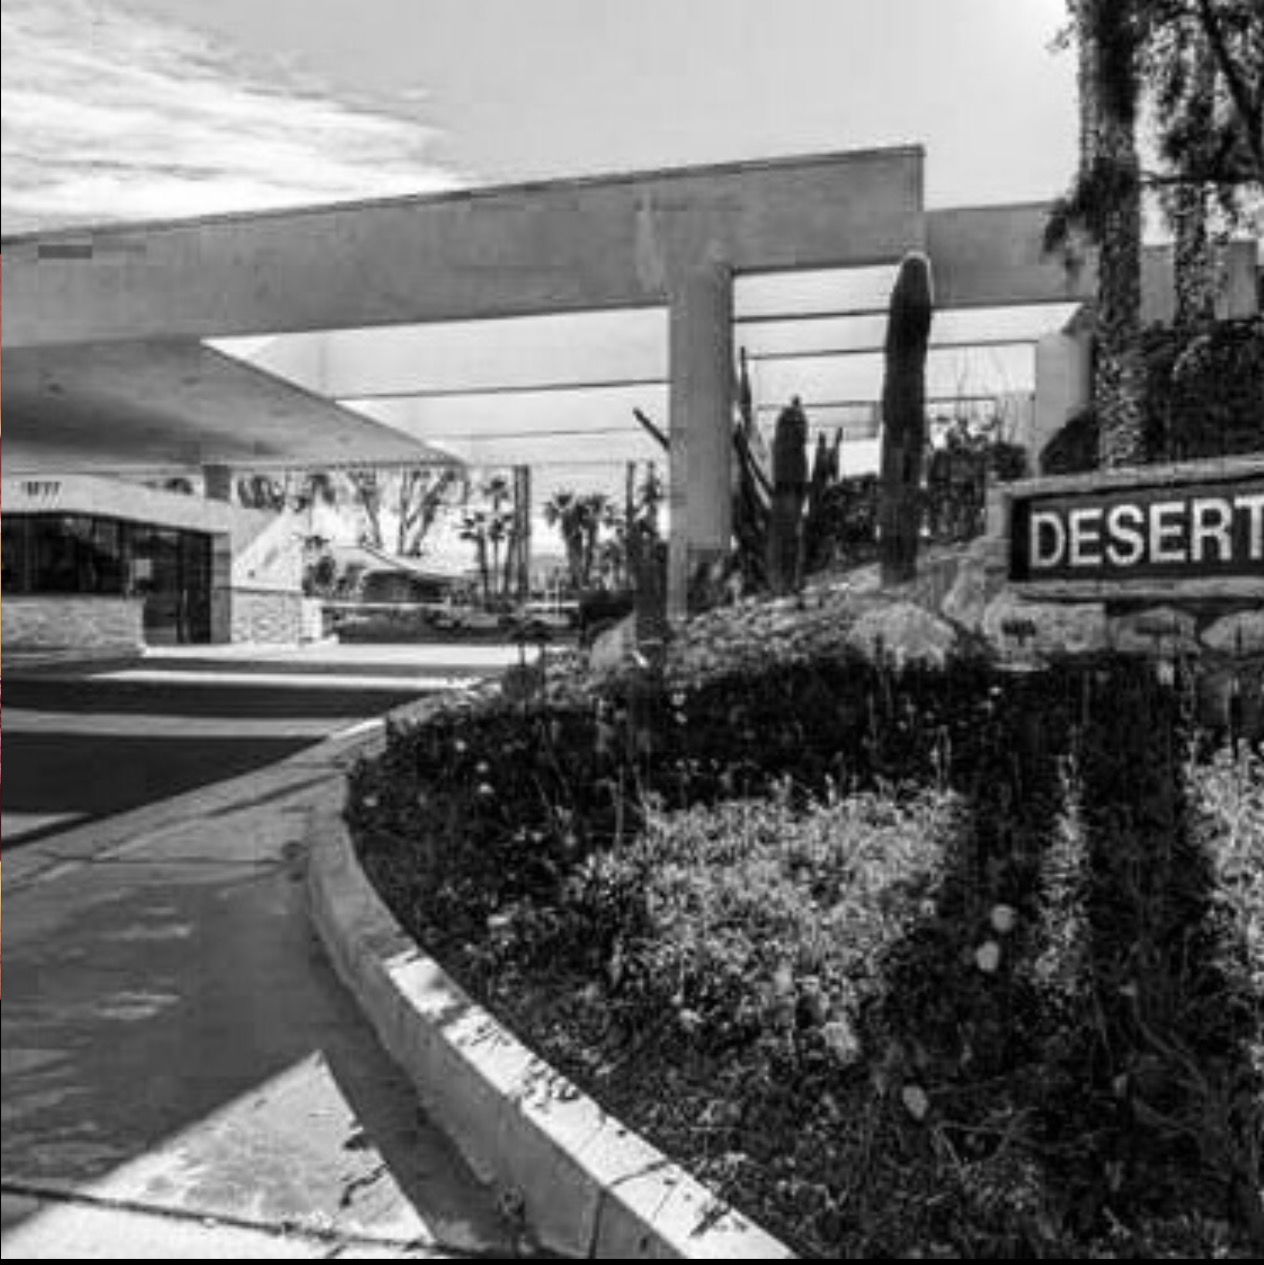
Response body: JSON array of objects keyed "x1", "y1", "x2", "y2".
[{"x1": 348, "y1": 632, "x2": 1263, "y2": 1259}]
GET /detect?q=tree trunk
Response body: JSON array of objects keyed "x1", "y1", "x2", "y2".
[
  {"x1": 1075, "y1": 0, "x2": 1102, "y2": 170},
  {"x1": 1172, "y1": 183, "x2": 1214, "y2": 327},
  {"x1": 516, "y1": 466, "x2": 532, "y2": 599},
  {"x1": 1172, "y1": 40, "x2": 1217, "y2": 328},
  {"x1": 476, "y1": 537, "x2": 490, "y2": 604},
  {"x1": 582, "y1": 520, "x2": 599, "y2": 590},
  {"x1": 565, "y1": 526, "x2": 584, "y2": 591},
  {"x1": 1093, "y1": 134, "x2": 1145, "y2": 468},
  {"x1": 1081, "y1": 0, "x2": 1146, "y2": 470}
]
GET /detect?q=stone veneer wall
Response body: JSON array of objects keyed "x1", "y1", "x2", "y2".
[
  {"x1": 229, "y1": 587, "x2": 304, "y2": 645},
  {"x1": 299, "y1": 598, "x2": 328, "y2": 643},
  {"x1": 4, "y1": 596, "x2": 144, "y2": 654},
  {"x1": 937, "y1": 534, "x2": 1264, "y2": 735}
]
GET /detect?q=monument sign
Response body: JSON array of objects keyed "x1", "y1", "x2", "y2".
[{"x1": 1004, "y1": 456, "x2": 1264, "y2": 602}]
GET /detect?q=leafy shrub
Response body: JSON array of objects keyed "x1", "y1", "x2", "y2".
[
  {"x1": 1041, "y1": 406, "x2": 1100, "y2": 475},
  {"x1": 804, "y1": 440, "x2": 1030, "y2": 572},
  {"x1": 544, "y1": 789, "x2": 954, "y2": 1055},
  {"x1": 1195, "y1": 746, "x2": 1264, "y2": 1008},
  {"x1": 1144, "y1": 316, "x2": 1264, "y2": 463},
  {"x1": 1041, "y1": 317, "x2": 1264, "y2": 474},
  {"x1": 803, "y1": 475, "x2": 881, "y2": 571},
  {"x1": 351, "y1": 653, "x2": 1264, "y2": 1257}
]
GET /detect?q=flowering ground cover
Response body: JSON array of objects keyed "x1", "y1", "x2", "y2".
[{"x1": 349, "y1": 631, "x2": 1263, "y2": 1258}]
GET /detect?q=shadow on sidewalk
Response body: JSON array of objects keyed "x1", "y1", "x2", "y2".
[{"x1": 0, "y1": 788, "x2": 515, "y2": 1256}]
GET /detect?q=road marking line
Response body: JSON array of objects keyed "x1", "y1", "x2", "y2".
[
  {"x1": 331, "y1": 718, "x2": 387, "y2": 742},
  {"x1": 93, "y1": 669, "x2": 471, "y2": 690}
]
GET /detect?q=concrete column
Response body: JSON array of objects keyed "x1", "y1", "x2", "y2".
[
  {"x1": 1033, "y1": 328, "x2": 1092, "y2": 470},
  {"x1": 203, "y1": 467, "x2": 234, "y2": 642},
  {"x1": 667, "y1": 263, "x2": 733, "y2": 619},
  {"x1": 203, "y1": 463, "x2": 233, "y2": 502}
]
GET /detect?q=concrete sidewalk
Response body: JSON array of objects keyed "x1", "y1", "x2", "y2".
[{"x1": 0, "y1": 735, "x2": 522, "y2": 1259}]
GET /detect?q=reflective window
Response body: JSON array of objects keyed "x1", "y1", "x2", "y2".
[
  {"x1": 4, "y1": 515, "x2": 198, "y2": 596},
  {"x1": 2, "y1": 515, "x2": 32, "y2": 593},
  {"x1": 4, "y1": 513, "x2": 213, "y2": 643}
]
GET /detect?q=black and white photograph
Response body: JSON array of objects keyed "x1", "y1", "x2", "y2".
[{"x1": 2, "y1": 0, "x2": 1261, "y2": 1257}]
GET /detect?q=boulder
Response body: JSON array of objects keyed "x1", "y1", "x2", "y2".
[
  {"x1": 1201, "y1": 607, "x2": 1264, "y2": 656},
  {"x1": 845, "y1": 600, "x2": 961, "y2": 668},
  {"x1": 1107, "y1": 605, "x2": 1202, "y2": 656},
  {"x1": 981, "y1": 593, "x2": 1110, "y2": 659},
  {"x1": 941, "y1": 537, "x2": 1008, "y2": 632},
  {"x1": 588, "y1": 614, "x2": 637, "y2": 674}
]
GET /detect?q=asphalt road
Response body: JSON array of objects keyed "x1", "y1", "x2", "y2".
[
  {"x1": 2, "y1": 675, "x2": 427, "y2": 848},
  {"x1": 0, "y1": 661, "x2": 517, "y2": 1258}
]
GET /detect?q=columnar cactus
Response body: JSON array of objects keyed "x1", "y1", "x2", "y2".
[
  {"x1": 768, "y1": 395, "x2": 809, "y2": 594},
  {"x1": 879, "y1": 252, "x2": 934, "y2": 585}
]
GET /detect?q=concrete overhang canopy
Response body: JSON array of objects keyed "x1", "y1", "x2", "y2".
[
  {"x1": 0, "y1": 147, "x2": 928, "y2": 349},
  {"x1": 2, "y1": 339, "x2": 453, "y2": 473},
  {"x1": 926, "y1": 203, "x2": 1094, "y2": 309}
]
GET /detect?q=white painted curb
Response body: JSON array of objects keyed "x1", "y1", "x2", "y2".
[{"x1": 306, "y1": 804, "x2": 796, "y2": 1260}]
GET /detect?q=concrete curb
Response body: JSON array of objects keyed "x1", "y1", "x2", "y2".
[{"x1": 306, "y1": 804, "x2": 796, "y2": 1261}]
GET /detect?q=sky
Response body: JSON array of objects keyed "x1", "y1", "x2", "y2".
[
  {"x1": 1, "y1": 0, "x2": 1079, "y2": 236},
  {"x1": 1, "y1": 0, "x2": 1085, "y2": 519}
]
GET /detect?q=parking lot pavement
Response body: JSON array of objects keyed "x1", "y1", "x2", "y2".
[
  {"x1": 2, "y1": 674, "x2": 428, "y2": 848},
  {"x1": 1, "y1": 657, "x2": 517, "y2": 1260}
]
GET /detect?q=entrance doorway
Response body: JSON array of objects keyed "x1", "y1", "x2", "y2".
[{"x1": 132, "y1": 526, "x2": 212, "y2": 645}]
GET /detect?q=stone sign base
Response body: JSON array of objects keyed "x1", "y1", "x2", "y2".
[{"x1": 935, "y1": 467, "x2": 1264, "y2": 736}]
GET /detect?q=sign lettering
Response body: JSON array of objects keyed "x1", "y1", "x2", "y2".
[
  {"x1": 20, "y1": 480, "x2": 63, "y2": 500},
  {"x1": 1010, "y1": 474, "x2": 1264, "y2": 586}
]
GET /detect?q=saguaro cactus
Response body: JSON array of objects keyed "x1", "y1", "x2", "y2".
[
  {"x1": 768, "y1": 395, "x2": 809, "y2": 594},
  {"x1": 879, "y1": 252, "x2": 934, "y2": 585}
]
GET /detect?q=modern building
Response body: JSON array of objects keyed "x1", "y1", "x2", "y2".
[
  {"x1": 327, "y1": 543, "x2": 469, "y2": 604},
  {"x1": 4, "y1": 145, "x2": 1257, "y2": 654},
  {"x1": 1, "y1": 470, "x2": 337, "y2": 650}
]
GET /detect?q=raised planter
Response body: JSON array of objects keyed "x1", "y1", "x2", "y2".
[{"x1": 306, "y1": 802, "x2": 795, "y2": 1261}]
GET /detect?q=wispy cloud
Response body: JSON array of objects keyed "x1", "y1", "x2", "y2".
[{"x1": 1, "y1": 0, "x2": 461, "y2": 235}]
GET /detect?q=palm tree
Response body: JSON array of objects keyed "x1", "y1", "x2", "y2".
[
  {"x1": 578, "y1": 494, "x2": 608, "y2": 589},
  {"x1": 543, "y1": 491, "x2": 582, "y2": 591},
  {"x1": 1179, "y1": 0, "x2": 1263, "y2": 185},
  {"x1": 543, "y1": 490, "x2": 609, "y2": 591},
  {"x1": 1145, "y1": 2, "x2": 1246, "y2": 327},
  {"x1": 483, "y1": 475, "x2": 513, "y2": 595},
  {"x1": 1167, "y1": 29, "x2": 1217, "y2": 327},
  {"x1": 1047, "y1": 2, "x2": 1147, "y2": 469},
  {"x1": 1080, "y1": 0, "x2": 1147, "y2": 469},
  {"x1": 459, "y1": 508, "x2": 492, "y2": 603},
  {"x1": 599, "y1": 500, "x2": 629, "y2": 588}
]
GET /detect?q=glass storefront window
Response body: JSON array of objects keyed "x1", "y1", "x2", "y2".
[
  {"x1": 18, "y1": 514, "x2": 129, "y2": 595},
  {"x1": 31, "y1": 516, "x2": 84, "y2": 593},
  {"x1": 2, "y1": 514, "x2": 212, "y2": 642},
  {"x1": 2, "y1": 515, "x2": 32, "y2": 593}
]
